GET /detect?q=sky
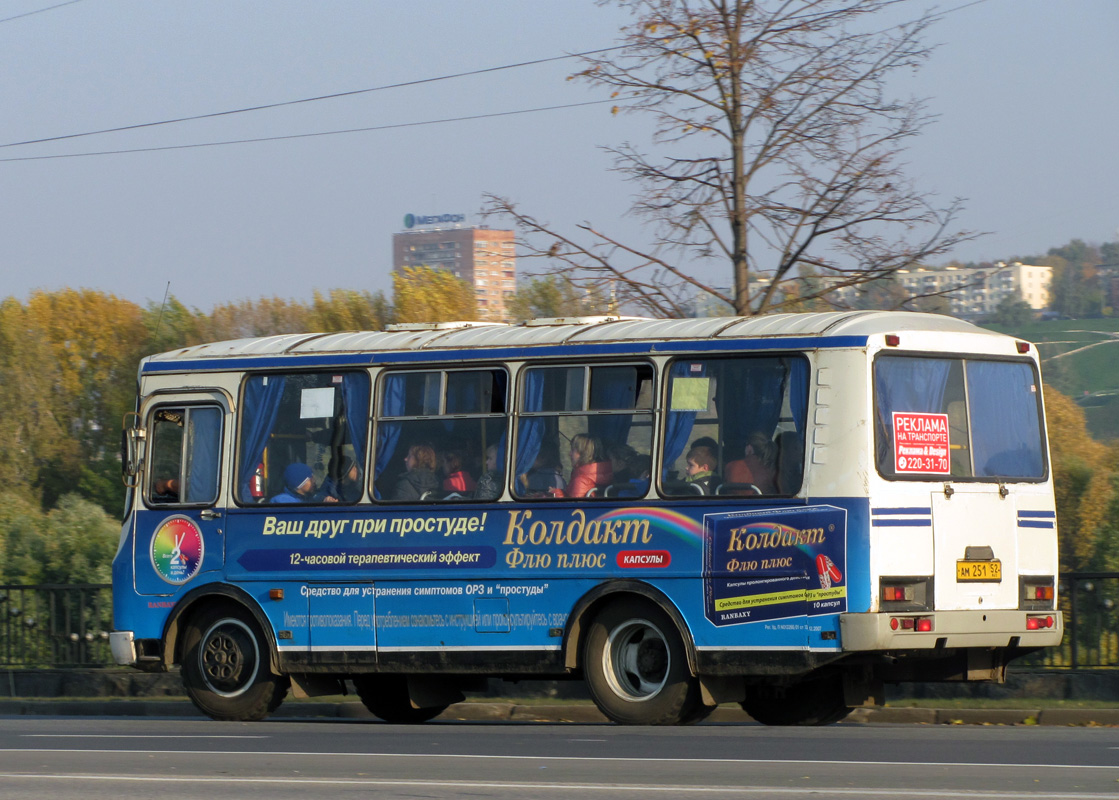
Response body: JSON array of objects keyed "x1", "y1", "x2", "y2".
[{"x1": 2, "y1": 0, "x2": 1118, "y2": 311}]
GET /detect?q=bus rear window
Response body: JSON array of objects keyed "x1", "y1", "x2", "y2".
[{"x1": 874, "y1": 355, "x2": 1045, "y2": 481}]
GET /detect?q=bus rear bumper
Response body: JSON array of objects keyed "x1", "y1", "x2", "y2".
[
  {"x1": 110, "y1": 631, "x2": 136, "y2": 665},
  {"x1": 840, "y1": 610, "x2": 1063, "y2": 651}
]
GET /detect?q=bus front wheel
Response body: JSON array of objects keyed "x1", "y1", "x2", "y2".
[
  {"x1": 181, "y1": 605, "x2": 287, "y2": 721},
  {"x1": 583, "y1": 598, "x2": 703, "y2": 725},
  {"x1": 353, "y1": 675, "x2": 448, "y2": 723}
]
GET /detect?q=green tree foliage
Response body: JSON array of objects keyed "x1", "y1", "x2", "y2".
[
  {"x1": 0, "y1": 494, "x2": 118, "y2": 584},
  {"x1": 1028, "y1": 239, "x2": 1105, "y2": 318},
  {"x1": 0, "y1": 492, "x2": 46, "y2": 583},
  {"x1": 992, "y1": 296, "x2": 1035, "y2": 327},
  {"x1": 392, "y1": 266, "x2": 476, "y2": 324},
  {"x1": 506, "y1": 276, "x2": 610, "y2": 321}
]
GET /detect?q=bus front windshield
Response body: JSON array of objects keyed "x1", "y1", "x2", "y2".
[{"x1": 874, "y1": 355, "x2": 1046, "y2": 481}]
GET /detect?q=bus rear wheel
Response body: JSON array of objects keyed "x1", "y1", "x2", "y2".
[
  {"x1": 353, "y1": 675, "x2": 448, "y2": 723},
  {"x1": 181, "y1": 605, "x2": 287, "y2": 721},
  {"x1": 583, "y1": 598, "x2": 703, "y2": 725},
  {"x1": 741, "y1": 675, "x2": 852, "y2": 726}
]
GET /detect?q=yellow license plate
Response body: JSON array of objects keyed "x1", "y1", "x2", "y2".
[{"x1": 957, "y1": 560, "x2": 1002, "y2": 582}]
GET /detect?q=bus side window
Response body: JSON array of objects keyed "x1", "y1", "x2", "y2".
[
  {"x1": 374, "y1": 368, "x2": 509, "y2": 503},
  {"x1": 513, "y1": 363, "x2": 654, "y2": 500},
  {"x1": 236, "y1": 372, "x2": 371, "y2": 505},
  {"x1": 147, "y1": 406, "x2": 222, "y2": 506},
  {"x1": 661, "y1": 356, "x2": 808, "y2": 498}
]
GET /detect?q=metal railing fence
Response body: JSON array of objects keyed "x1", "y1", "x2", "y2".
[
  {"x1": 0, "y1": 575, "x2": 1113, "y2": 670},
  {"x1": 0, "y1": 584, "x2": 112, "y2": 668}
]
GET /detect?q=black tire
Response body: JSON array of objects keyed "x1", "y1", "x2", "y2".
[
  {"x1": 181, "y1": 605, "x2": 288, "y2": 721},
  {"x1": 741, "y1": 675, "x2": 852, "y2": 726},
  {"x1": 353, "y1": 675, "x2": 448, "y2": 723},
  {"x1": 583, "y1": 598, "x2": 702, "y2": 725}
]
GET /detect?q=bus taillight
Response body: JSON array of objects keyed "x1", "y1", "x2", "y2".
[{"x1": 889, "y1": 616, "x2": 933, "y2": 632}]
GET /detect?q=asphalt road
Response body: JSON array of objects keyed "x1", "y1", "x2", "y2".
[{"x1": 0, "y1": 716, "x2": 1116, "y2": 799}]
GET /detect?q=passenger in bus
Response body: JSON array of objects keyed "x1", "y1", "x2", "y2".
[
  {"x1": 320, "y1": 457, "x2": 362, "y2": 503},
  {"x1": 151, "y1": 477, "x2": 181, "y2": 503},
  {"x1": 723, "y1": 432, "x2": 778, "y2": 494},
  {"x1": 607, "y1": 443, "x2": 638, "y2": 483},
  {"x1": 563, "y1": 434, "x2": 613, "y2": 498},
  {"x1": 614, "y1": 454, "x2": 652, "y2": 497},
  {"x1": 522, "y1": 440, "x2": 566, "y2": 494},
  {"x1": 391, "y1": 444, "x2": 440, "y2": 501},
  {"x1": 473, "y1": 443, "x2": 503, "y2": 501},
  {"x1": 441, "y1": 445, "x2": 477, "y2": 494},
  {"x1": 684, "y1": 443, "x2": 719, "y2": 494},
  {"x1": 270, "y1": 463, "x2": 317, "y2": 503}
]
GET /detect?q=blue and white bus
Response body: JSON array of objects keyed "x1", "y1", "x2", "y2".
[{"x1": 112, "y1": 312, "x2": 1062, "y2": 725}]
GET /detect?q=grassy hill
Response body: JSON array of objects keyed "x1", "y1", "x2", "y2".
[{"x1": 983, "y1": 319, "x2": 1119, "y2": 442}]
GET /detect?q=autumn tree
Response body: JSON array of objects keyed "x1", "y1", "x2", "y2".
[
  {"x1": 309, "y1": 289, "x2": 393, "y2": 332},
  {"x1": 506, "y1": 276, "x2": 611, "y2": 321},
  {"x1": 20, "y1": 290, "x2": 149, "y2": 512},
  {"x1": 1044, "y1": 389, "x2": 1119, "y2": 572},
  {"x1": 488, "y1": 0, "x2": 973, "y2": 317},
  {"x1": 199, "y1": 297, "x2": 314, "y2": 342},
  {"x1": 392, "y1": 266, "x2": 477, "y2": 324}
]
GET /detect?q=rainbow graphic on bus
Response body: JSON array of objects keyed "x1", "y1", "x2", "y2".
[{"x1": 150, "y1": 516, "x2": 205, "y2": 585}]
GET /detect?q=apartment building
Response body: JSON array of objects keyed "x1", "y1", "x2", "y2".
[{"x1": 392, "y1": 217, "x2": 516, "y2": 321}]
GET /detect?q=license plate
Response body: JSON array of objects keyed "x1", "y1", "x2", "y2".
[{"x1": 957, "y1": 559, "x2": 1002, "y2": 582}]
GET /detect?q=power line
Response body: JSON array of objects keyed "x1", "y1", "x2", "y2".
[
  {"x1": 0, "y1": 0, "x2": 85, "y2": 25},
  {"x1": 0, "y1": 99, "x2": 615, "y2": 163},
  {"x1": 0, "y1": 45, "x2": 623, "y2": 150}
]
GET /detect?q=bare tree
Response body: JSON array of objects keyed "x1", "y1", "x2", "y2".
[{"x1": 486, "y1": 0, "x2": 977, "y2": 316}]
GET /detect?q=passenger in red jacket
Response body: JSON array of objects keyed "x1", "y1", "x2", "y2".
[{"x1": 563, "y1": 434, "x2": 613, "y2": 498}]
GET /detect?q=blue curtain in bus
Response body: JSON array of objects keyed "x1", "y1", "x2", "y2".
[
  {"x1": 515, "y1": 370, "x2": 545, "y2": 491},
  {"x1": 966, "y1": 360, "x2": 1044, "y2": 478},
  {"x1": 587, "y1": 372, "x2": 634, "y2": 447},
  {"x1": 874, "y1": 357, "x2": 950, "y2": 416},
  {"x1": 662, "y1": 361, "x2": 704, "y2": 479},
  {"x1": 239, "y1": 376, "x2": 286, "y2": 499},
  {"x1": 373, "y1": 374, "x2": 405, "y2": 498},
  {"x1": 443, "y1": 373, "x2": 477, "y2": 432},
  {"x1": 341, "y1": 373, "x2": 370, "y2": 467},
  {"x1": 184, "y1": 407, "x2": 221, "y2": 504},
  {"x1": 874, "y1": 357, "x2": 950, "y2": 463},
  {"x1": 788, "y1": 358, "x2": 808, "y2": 433},
  {"x1": 720, "y1": 361, "x2": 786, "y2": 456}
]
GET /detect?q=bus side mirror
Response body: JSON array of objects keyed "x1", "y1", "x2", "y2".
[{"x1": 121, "y1": 412, "x2": 145, "y2": 487}]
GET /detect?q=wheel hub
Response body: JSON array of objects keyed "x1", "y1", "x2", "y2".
[{"x1": 198, "y1": 619, "x2": 259, "y2": 697}]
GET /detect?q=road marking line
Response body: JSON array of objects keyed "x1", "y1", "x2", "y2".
[
  {"x1": 0, "y1": 774, "x2": 1112, "y2": 798},
  {"x1": 22, "y1": 734, "x2": 269, "y2": 739},
  {"x1": 0, "y1": 749, "x2": 1115, "y2": 771}
]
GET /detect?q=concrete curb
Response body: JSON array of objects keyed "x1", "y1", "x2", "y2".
[{"x1": 0, "y1": 699, "x2": 1114, "y2": 725}]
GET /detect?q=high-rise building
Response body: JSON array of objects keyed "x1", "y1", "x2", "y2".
[{"x1": 392, "y1": 219, "x2": 516, "y2": 321}]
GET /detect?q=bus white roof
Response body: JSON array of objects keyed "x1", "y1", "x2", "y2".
[{"x1": 145, "y1": 311, "x2": 998, "y2": 363}]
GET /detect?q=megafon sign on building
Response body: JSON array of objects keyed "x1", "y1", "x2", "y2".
[{"x1": 403, "y1": 213, "x2": 466, "y2": 229}]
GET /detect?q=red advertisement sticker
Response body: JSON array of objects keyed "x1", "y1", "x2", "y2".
[
  {"x1": 616, "y1": 550, "x2": 671, "y2": 568},
  {"x1": 892, "y1": 412, "x2": 950, "y2": 474}
]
